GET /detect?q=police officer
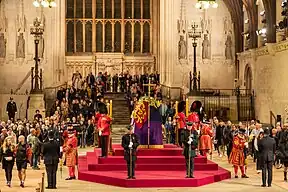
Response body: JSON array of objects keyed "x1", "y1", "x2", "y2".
[
  {"x1": 6, "y1": 97, "x2": 17, "y2": 121},
  {"x1": 121, "y1": 125, "x2": 140, "y2": 179},
  {"x1": 182, "y1": 122, "x2": 198, "y2": 178},
  {"x1": 42, "y1": 130, "x2": 60, "y2": 189}
]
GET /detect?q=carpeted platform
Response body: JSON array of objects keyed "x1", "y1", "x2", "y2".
[{"x1": 78, "y1": 144, "x2": 231, "y2": 188}]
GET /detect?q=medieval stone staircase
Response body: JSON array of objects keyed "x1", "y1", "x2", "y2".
[{"x1": 105, "y1": 92, "x2": 131, "y2": 143}]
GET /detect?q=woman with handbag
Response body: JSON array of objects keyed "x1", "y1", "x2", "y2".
[{"x1": 0, "y1": 136, "x2": 15, "y2": 187}]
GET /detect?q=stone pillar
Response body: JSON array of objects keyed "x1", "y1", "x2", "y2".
[
  {"x1": 159, "y1": 0, "x2": 181, "y2": 99},
  {"x1": 28, "y1": 94, "x2": 45, "y2": 121}
]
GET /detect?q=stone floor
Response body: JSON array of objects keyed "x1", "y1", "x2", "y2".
[{"x1": 0, "y1": 148, "x2": 288, "y2": 192}]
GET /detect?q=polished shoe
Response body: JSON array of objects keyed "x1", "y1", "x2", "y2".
[
  {"x1": 46, "y1": 186, "x2": 53, "y2": 189},
  {"x1": 71, "y1": 176, "x2": 76, "y2": 180},
  {"x1": 20, "y1": 182, "x2": 24, "y2": 188},
  {"x1": 65, "y1": 177, "x2": 73, "y2": 180},
  {"x1": 132, "y1": 177, "x2": 136, "y2": 179},
  {"x1": 268, "y1": 185, "x2": 272, "y2": 187},
  {"x1": 261, "y1": 184, "x2": 266, "y2": 187},
  {"x1": 126, "y1": 177, "x2": 132, "y2": 179},
  {"x1": 52, "y1": 186, "x2": 57, "y2": 189},
  {"x1": 235, "y1": 175, "x2": 238, "y2": 178}
]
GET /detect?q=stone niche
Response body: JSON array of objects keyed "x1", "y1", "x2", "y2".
[{"x1": 238, "y1": 40, "x2": 288, "y2": 123}]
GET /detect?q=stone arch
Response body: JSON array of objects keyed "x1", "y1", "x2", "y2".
[{"x1": 244, "y1": 64, "x2": 253, "y2": 92}]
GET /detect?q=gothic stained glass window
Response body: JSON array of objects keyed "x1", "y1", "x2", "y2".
[
  {"x1": 85, "y1": 21, "x2": 92, "y2": 52},
  {"x1": 76, "y1": 0, "x2": 83, "y2": 18},
  {"x1": 85, "y1": 0, "x2": 93, "y2": 18},
  {"x1": 143, "y1": 0, "x2": 150, "y2": 19},
  {"x1": 114, "y1": 22, "x2": 121, "y2": 52},
  {"x1": 125, "y1": 0, "x2": 132, "y2": 19},
  {"x1": 76, "y1": 21, "x2": 83, "y2": 52},
  {"x1": 66, "y1": 0, "x2": 74, "y2": 18},
  {"x1": 96, "y1": 0, "x2": 103, "y2": 19},
  {"x1": 114, "y1": 0, "x2": 121, "y2": 19},
  {"x1": 143, "y1": 22, "x2": 150, "y2": 53},
  {"x1": 66, "y1": 0, "x2": 152, "y2": 54},
  {"x1": 66, "y1": 21, "x2": 74, "y2": 52},
  {"x1": 96, "y1": 22, "x2": 103, "y2": 52},
  {"x1": 134, "y1": 22, "x2": 141, "y2": 52},
  {"x1": 134, "y1": 0, "x2": 141, "y2": 19},
  {"x1": 105, "y1": 0, "x2": 112, "y2": 19},
  {"x1": 105, "y1": 22, "x2": 112, "y2": 52},
  {"x1": 125, "y1": 22, "x2": 132, "y2": 53}
]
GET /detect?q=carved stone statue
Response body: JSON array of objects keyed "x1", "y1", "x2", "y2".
[
  {"x1": 0, "y1": 33, "x2": 6, "y2": 58},
  {"x1": 39, "y1": 36, "x2": 44, "y2": 58},
  {"x1": 225, "y1": 34, "x2": 233, "y2": 60},
  {"x1": 16, "y1": 33, "x2": 25, "y2": 58},
  {"x1": 178, "y1": 35, "x2": 187, "y2": 60},
  {"x1": 202, "y1": 34, "x2": 210, "y2": 59}
]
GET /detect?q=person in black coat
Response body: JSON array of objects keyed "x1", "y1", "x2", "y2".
[
  {"x1": 42, "y1": 130, "x2": 60, "y2": 189},
  {"x1": 6, "y1": 97, "x2": 17, "y2": 121},
  {"x1": 279, "y1": 128, "x2": 288, "y2": 181},
  {"x1": 258, "y1": 127, "x2": 276, "y2": 187},
  {"x1": 121, "y1": 125, "x2": 140, "y2": 179}
]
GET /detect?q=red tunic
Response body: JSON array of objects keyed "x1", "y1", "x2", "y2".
[
  {"x1": 177, "y1": 112, "x2": 186, "y2": 129},
  {"x1": 63, "y1": 135, "x2": 78, "y2": 167},
  {"x1": 199, "y1": 124, "x2": 213, "y2": 150},
  {"x1": 229, "y1": 135, "x2": 246, "y2": 166},
  {"x1": 97, "y1": 114, "x2": 111, "y2": 136},
  {"x1": 187, "y1": 112, "x2": 200, "y2": 123}
]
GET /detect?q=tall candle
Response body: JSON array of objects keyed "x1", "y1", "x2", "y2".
[
  {"x1": 110, "y1": 100, "x2": 113, "y2": 117},
  {"x1": 186, "y1": 98, "x2": 189, "y2": 116}
]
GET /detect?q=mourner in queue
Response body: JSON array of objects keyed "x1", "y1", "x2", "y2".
[
  {"x1": 42, "y1": 130, "x2": 60, "y2": 189},
  {"x1": 121, "y1": 125, "x2": 140, "y2": 179},
  {"x1": 182, "y1": 122, "x2": 198, "y2": 178}
]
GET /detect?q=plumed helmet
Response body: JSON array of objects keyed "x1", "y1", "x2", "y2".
[{"x1": 178, "y1": 101, "x2": 186, "y2": 113}]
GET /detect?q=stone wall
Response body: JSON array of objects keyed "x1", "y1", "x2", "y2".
[{"x1": 238, "y1": 40, "x2": 288, "y2": 123}]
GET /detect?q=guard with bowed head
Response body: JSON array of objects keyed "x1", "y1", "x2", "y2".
[{"x1": 198, "y1": 121, "x2": 213, "y2": 157}]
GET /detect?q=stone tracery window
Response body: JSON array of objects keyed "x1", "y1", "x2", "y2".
[{"x1": 66, "y1": 0, "x2": 151, "y2": 54}]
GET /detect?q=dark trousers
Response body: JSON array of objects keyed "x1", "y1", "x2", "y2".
[
  {"x1": 4, "y1": 163, "x2": 14, "y2": 182},
  {"x1": 227, "y1": 142, "x2": 232, "y2": 159},
  {"x1": 45, "y1": 164, "x2": 58, "y2": 188},
  {"x1": 185, "y1": 157, "x2": 195, "y2": 177},
  {"x1": 8, "y1": 113, "x2": 15, "y2": 121},
  {"x1": 100, "y1": 135, "x2": 109, "y2": 157},
  {"x1": 255, "y1": 151, "x2": 261, "y2": 170},
  {"x1": 126, "y1": 160, "x2": 135, "y2": 177},
  {"x1": 178, "y1": 129, "x2": 184, "y2": 146},
  {"x1": 261, "y1": 161, "x2": 273, "y2": 186}
]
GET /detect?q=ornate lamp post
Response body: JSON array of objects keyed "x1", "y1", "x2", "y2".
[
  {"x1": 30, "y1": 18, "x2": 44, "y2": 93},
  {"x1": 188, "y1": 23, "x2": 201, "y2": 93},
  {"x1": 195, "y1": 0, "x2": 218, "y2": 9},
  {"x1": 33, "y1": 0, "x2": 57, "y2": 8}
]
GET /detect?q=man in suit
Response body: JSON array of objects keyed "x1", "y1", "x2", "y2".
[
  {"x1": 6, "y1": 97, "x2": 17, "y2": 121},
  {"x1": 42, "y1": 130, "x2": 60, "y2": 189},
  {"x1": 121, "y1": 125, "x2": 140, "y2": 179},
  {"x1": 258, "y1": 127, "x2": 276, "y2": 187},
  {"x1": 182, "y1": 122, "x2": 198, "y2": 178}
]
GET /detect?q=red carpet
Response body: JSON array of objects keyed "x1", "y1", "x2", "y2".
[{"x1": 78, "y1": 144, "x2": 231, "y2": 188}]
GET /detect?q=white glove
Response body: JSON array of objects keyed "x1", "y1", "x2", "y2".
[
  {"x1": 187, "y1": 138, "x2": 193, "y2": 145},
  {"x1": 129, "y1": 142, "x2": 133, "y2": 148},
  {"x1": 60, "y1": 146, "x2": 63, "y2": 153},
  {"x1": 99, "y1": 130, "x2": 102, "y2": 136},
  {"x1": 244, "y1": 142, "x2": 248, "y2": 148}
]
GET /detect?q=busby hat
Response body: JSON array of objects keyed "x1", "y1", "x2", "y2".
[
  {"x1": 190, "y1": 100, "x2": 202, "y2": 113},
  {"x1": 178, "y1": 101, "x2": 186, "y2": 113},
  {"x1": 186, "y1": 122, "x2": 193, "y2": 126}
]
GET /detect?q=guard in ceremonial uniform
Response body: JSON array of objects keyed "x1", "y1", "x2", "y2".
[
  {"x1": 97, "y1": 106, "x2": 111, "y2": 158},
  {"x1": 229, "y1": 128, "x2": 249, "y2": 178},
  {"x1": 121, "y1": 125, "x2": 140, "y2": 179},
  {"x1": 182, "y1": 122, "x2": 198, "y2": 178},
  {"x1": 199, "y1": 122, "x2": 213, "y2": 157},
  {"x1": 6, "y1": 97, "x2": 17, "y2": 121},
  {"x1": 42, "y1": 130, "x2": 60, "y2": 189},
  {"x1": 177, "y1": 101, "x2": 186, "y2": 147}
]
